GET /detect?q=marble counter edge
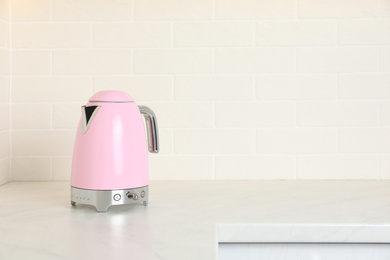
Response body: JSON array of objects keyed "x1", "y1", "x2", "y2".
[{"x1": 217, "y1": 223, "x2": 390, "y2": 244}]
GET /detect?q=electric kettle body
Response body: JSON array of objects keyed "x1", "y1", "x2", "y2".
[{"x1": 70, "y1": 90, "x2": 159, "y2": 212}]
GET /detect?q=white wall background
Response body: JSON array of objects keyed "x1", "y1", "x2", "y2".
[
  {"x1": 0, "y1": 0, "x2": 10, "y2": 185},
  {"x1": 1, "y1": 0, "x2": 390, "y2": 182}
]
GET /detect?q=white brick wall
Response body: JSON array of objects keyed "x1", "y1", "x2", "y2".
[
  {"x1": 257, "y1": 74, "x2": 337, "y2": 100},
  {"x1": 382, "y1": 46, "x2": 390, "y2": 71},
  {"x1": 12, "y1": 50, "x2": 51, "y2": 75},
  {"x1": 256, "y1": 21, "x2": 337, "y2": 46},
  {"x1": 52, "y1": 50, "x2": 133, "y2": 75},
  {"x1": 175, "y1": 129, "x2": 255, "y2": 154},
  {"x1": 135, "y1": 0, "x2": 213, "y2": 21},
  {"x1": 134, "y1": 49, "x2": 214, "y2": 74},
  {"x1": 174, "y1": 22, "x2": 254, "y2": 47},
  {"x1": 297, "y1": 101, "x2": 378, "y2": 126},
  {"x1": 0, "y1": 0, "x2": 9, "y2": 185},
  {"x1": 93, "y1": 76, "x2": 173, "y2": 101},
  {"x1": 216, "y1": 102, "x2": 296, "y2": 127},
  {"x1": 216, "y1": 48, "x2": 296, "y2": 73},
  {"x1": 339, "y1": 74, "x2": 390, "y2": 99},
  {"x1": 12, "y1": 104, "x2": 51, "y2": 129},
  {"x1": 380, "y1": 102, "x2": 390, "y2": 126},
  {"x1": 297, "y1": 155, "x2": 378, "y2": 179},
  {"x1": 93, "y1": 23, "x2": 171, "y2": 48},
  {"x1": 12, "y1": 23, "x2": 91, "y2": 48},
  {"x1": 11, "y1": 0, "x2": 50, "y2": 21},
  {"x1": 215, "y1": 155, "x2": 295, "y2": 179},
  {"x1": 256, "y1": 128, "x2": 337, "y2": 154},
  {"x1": 339, "y1": 128, "x2": 390, "y2": 153},
  {"x1": 298, "y1": 0, "x2": 380, "y2": 18},
  {"x1": 12, "y1": 77, "x2": 91, "y2": 102},
  {"x1": 52, "y1": 0, "x2": 132, "y2": 21},
  {"x1": 175, "y1": 75, "x2": 254, "y2": 101},
  {"x1": 2, "y1": 0, "x2": 390, "y2": 181},
  {"x1": 339, "y1": 19, "x2": 390, "y2": 45},
  {"x1": 297, "y1": 47, "x2": 378, "y2": 73},
  {"x1": 215, "y1": 0, "x2": 296, "y2": 19}
]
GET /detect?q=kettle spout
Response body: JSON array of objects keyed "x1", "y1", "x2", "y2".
[{"x1": 81, "y1": 105, "x2": 100, "y2": 134}]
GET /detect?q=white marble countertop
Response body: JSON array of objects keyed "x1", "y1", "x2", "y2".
[{"x1": 1, "y1": 181, "x2": 390, "y2": 259}]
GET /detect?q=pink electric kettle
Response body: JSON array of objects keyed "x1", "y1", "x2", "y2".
[{"x1": 70, "y1": 90, "x2": 159, "y2": 212}]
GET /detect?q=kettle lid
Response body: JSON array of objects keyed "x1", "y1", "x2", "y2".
[{"x1": 89, "y1": 90, "x2": 134, "y2": 102}]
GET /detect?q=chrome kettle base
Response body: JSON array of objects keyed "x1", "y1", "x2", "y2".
[{"x1": 71, "y1": 185, "x2": 148, "y2": 212}]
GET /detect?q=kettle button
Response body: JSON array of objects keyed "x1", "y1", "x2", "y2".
[
  {"x1": 141, "y1": 190, "x2": 145, "y2": 198},
  {"x1": 113, "y1": 194, "x2": 121, "y2": 201}
]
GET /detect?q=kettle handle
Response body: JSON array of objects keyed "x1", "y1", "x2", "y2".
[{"x1": 138, "y1": 106, "x2": 159, "y2": 153}]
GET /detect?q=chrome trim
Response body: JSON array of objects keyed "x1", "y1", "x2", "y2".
[
  {"x1": 81, "y1": 105, "x2": 100, "y2": 134},
  {"x1": 71, "y1": 185, "x2": 149, "y2": 212},
  {"x1": 88, "y1": 101, "x2": 134, "y2": 103},
  {"x1": 138, "y1": 106, "x2": 159, "y2": 153}
]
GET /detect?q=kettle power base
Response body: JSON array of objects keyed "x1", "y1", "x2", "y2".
[{"x1": 71, "y1": 185, "x2": 148, "y2": 212}]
